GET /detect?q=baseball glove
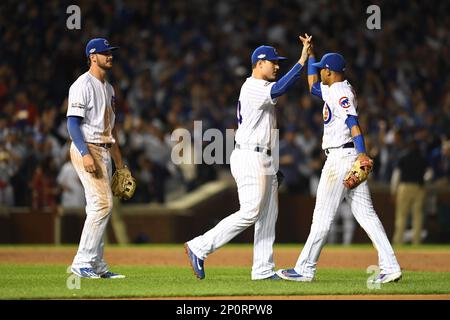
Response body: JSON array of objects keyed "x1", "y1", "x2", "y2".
[
  {"x1": 111, "y1": 166, "x2": 136, "y2": 200},
  {"x1": 276, "y1": 170, "x2": 284, "y2": 189},
  {"x1": 343, "y1": 153, "x2": 374, "y2": 189}
]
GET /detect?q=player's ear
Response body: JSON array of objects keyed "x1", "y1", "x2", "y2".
[{"x1": 90, "y1": 54, "x2": 96, "y2": 65}]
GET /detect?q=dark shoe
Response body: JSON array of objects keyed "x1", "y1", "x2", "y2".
[
  {"x1": 276, "y1": 269, "x2": 313, "y2": 282},
  {"x1": 184, "y1": 243, "x2": 205, "y2": 280},
  {"x1": 100, "y1": 271, "x2": 126, "y2": 279}
]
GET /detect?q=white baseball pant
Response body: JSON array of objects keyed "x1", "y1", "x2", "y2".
[
  {"x1": 187, "y1": 148, "x2": 278, "y2": 279},
  {"x1": 70, "y1": 143, "x2": 113, "y2": 275},
  {"x1": 295, "y1": 147, "x2": 401, "y2": 277}
]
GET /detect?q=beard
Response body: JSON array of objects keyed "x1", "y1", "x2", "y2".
[{"x1": 98, "y1": 60, "x2": 113, "y2": 70}]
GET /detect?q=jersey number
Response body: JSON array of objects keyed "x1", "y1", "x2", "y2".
[{"x1": 236, "y1": 100, "x2": 243, "y2": 125}]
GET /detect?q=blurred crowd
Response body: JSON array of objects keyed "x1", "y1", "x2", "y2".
[{"x1": 0, "y1": 0, "x2": 449, "y2": 208}]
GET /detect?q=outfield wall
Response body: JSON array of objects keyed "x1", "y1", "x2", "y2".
[{"x1": 1, "y1": 183, "x2": 449, "y2": 244}]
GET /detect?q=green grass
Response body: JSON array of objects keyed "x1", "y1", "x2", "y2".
[
  {"x1": 1, "y1": 244, "x2": 449, "y2": 299},
  {"x1": 0, "y1": 265, "x2": 449, "y2": 299}
]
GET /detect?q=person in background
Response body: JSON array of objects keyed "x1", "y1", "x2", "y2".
[
  {"x1": 56, "y1": 151, "x2": 86, "y2": 209},
  {"x1": 391, "y1": 138, "x2": 428, "y2": 245}
]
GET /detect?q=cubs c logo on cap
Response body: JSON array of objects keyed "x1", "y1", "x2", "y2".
[
  {"x1": 339, "y1": 97, "x2": 350, "y2": 109},
  {"x1": 104, "y1": 40, "x2": 109, "y2": 46}
]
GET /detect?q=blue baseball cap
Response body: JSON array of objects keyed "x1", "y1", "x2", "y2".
[
  {"x1": 311, "y1": 53, "x2": 346, "y2": 72},
  {"x1": 85, "y1": 38, "x2": 119, "y2": 57},
  {"x1": 251, "y1": 45, "x2": 287, "y2": 65}
]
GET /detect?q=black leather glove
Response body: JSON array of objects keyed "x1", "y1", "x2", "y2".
[{"x1": 276, "y1": 170, "x2": 284, "y2": 189}]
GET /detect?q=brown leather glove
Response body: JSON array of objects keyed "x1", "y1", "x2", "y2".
[
  {"x1": 343, "y1": 153, "x2": 374, "y2": 189},
  {"x1": 111, "y1": 167, "x2": 137, "y2": 200}
]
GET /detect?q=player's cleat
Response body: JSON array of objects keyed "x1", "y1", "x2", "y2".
[
  {"x1": 370, "y1": 271, "x2": 402, "y2": 284},
  {"x1": 71, "y1": 267, "x2": 101, "y2": 279},
  {"x1": 258, "y1": 274, "x2": 282, "y2": 280},
  {"x1": 184, "y1": 243, "x2": 205, "y2": 280},
  {"x1": 100, "y1": 271, "x2": 126, "y2": 279},
  {"x1": 276, "y1": 269, "x2": 313, "y2": 282}
]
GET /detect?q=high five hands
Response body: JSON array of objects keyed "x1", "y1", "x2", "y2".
[{"x1": 299, "y1": 33, "x2": 312, "y2": 65}]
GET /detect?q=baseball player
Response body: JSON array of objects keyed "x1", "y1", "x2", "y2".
[
  {"x1": 184, "y1": 36, "x2": 312, "y2": 280},
  {"x1": 67, "y1": 38, "x2": 127, "y2": 279},
  {"x1": 276, "y1": 35, "x2": 402, "y2": 284}
]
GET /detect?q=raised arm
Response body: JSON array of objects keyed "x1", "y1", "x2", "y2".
[
  {"x1": 300, "y1": 34, "x2": 318, "y2": 92},
  {"x1": 270, "y1": 35, "x2": 311, "y2": 99},
  {"x1": 300, "y1": 34, "x2": 322, "y2": 99}
]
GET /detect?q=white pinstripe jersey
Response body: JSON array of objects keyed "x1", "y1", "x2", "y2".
[
  {"x1": 319, "y1": 80, "x2": 357, "y2": 149},
  {"x1": 67, "y1": 71, "x2": 116, "y2": 144},
  {"x1": 234, "y1": 77, "x2": 277, "y2": 149}
]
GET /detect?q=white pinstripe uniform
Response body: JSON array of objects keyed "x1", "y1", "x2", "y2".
[
  {"x1": 293, "y1": 80, "x2": 401, "y2": 277},
  {"x1": 67, "y1": 71, "x2": 116, "y2": 275},
  {"x1": 187, "y1": 77, "x2": 279, "y2": 280}
]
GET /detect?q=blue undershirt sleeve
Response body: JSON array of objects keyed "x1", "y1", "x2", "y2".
[
  {"x1": 307, "y1": 57, "x2": 318, "y2": 76},
  {"x1": 67, "y1": 116, "x2": 89, "y2": 156},
  {"x1": 311, "y1": 81, "x2": 322, "y2": 99},
  {"x1": 345, "y1": 115, "x2": 367, "y2": 153},
  {"x1": 352, "y1": 134, "x2": 367, "y2": 154},
  {"x1": 308, "y1": 57, "x2": 322, "y2": 99},
  {"x1": 345, "y1": 115, "x2": 359, "y2": 129},
  {"x1": 270, "y1": 63, "x2": 303, "y2": 99}
]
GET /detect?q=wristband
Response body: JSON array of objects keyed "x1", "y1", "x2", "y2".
[
  {"x1": 308, "y1": 57, "x2": 318, "y2": 76},
  {"x1": 353, "y1": 134, "x2": 367, "y2": 154}
]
